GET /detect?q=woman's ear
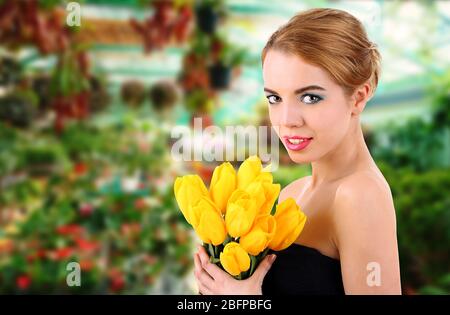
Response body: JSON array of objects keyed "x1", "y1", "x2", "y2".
[{"x1": 350, "y1": 83, "x2": 371, "y2": 116}]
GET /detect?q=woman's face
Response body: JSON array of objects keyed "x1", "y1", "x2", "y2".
[{"x1": 262, "y1": 49, "x2": 354, "y2": 164}]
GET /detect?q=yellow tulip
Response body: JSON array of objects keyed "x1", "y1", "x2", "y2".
[
  {"x1": 209, "y1": 162, "x2": 236, "y2": 214},
  {"x1": 240, "y1": 214, "x2": 276, "y2": 256},
  {"x1": 245, "y1": 181, "x2": 266, "y2": 210},
  {"x1": 254, "y1": 171, "x2": 273, "y2": 184},
  {"x1": 219, "y1": 242, "x2": 250, "y2": 276},
  {"x1": 259, "y1": 182, "x2": 280, "y2": 215},
  {"x1": 268, "y1": 198, "x2": 307, "y2": 251},
  {"x1": 246, "y1": 180, "x2": 280, "y2": 216},
  {"x1": 237, "y1": 155, "x2": 262, "y2": 189},
  {"x1": 225, "y1": 189, "x2": 258, "y2": 237},
  {"x1": 194, "y1": 197, "x2": 227, "y2": 245},
  {"x1": 187, "y1": 196, "x2": 217, "y2": 228},
  {"x1": 174, "y1": 175, "x2": 209, "y2": 225}
]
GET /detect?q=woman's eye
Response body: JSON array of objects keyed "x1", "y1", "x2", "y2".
[
  {"x1": 266, "y1": 95, "x2": 281, "y2": 105},
  {"x1": 301, "y1": 94, "x2": 323, "y2": 105}
]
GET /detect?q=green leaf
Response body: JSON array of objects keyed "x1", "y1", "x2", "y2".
[{"x1": 249, "y1": 255, "x2": 257, "y2": 277}]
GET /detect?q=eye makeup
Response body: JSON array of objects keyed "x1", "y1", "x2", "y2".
[
  {"x1": 265, "y1": 93, "x2": 324, "y2": 105},
  {"x1": 264, "y1": 85, "x2": 326, "y2": 105}
]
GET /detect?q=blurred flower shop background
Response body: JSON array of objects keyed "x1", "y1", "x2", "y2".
[{"x1": 0, "y1": 0, "x2": 449, "y2": 294}]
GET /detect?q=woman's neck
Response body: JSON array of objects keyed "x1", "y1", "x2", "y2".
[{"x1": 310, "y1": 120, "x2": 373, "y2": 188}]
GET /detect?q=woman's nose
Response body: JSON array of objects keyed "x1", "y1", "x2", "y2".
[{"x1": 280, "y1": 103, "x2": 304, "y2": 128}]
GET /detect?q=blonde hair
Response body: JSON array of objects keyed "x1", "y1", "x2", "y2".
[{"x1": 261, "y1": 8, "x2": 381, "y2": 98}]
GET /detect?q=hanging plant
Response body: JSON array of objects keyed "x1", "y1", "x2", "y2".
[
  {"x1": 0, "y1": 90, "x2": 38, "y2": 128},
  {"x1": 130, "y1": 0, "x2": 194, "y2": 54},
  {"x1": 208, "y1": 34, "x2": 247, "y2": 90},
  {"x1": 194, "y1": 0, "x2": 226, "y2": 34},
  {"x1": 208, "y1": 62, "x2": 231, "y2": 90},
  {"x1": 31, "y1": 74, "x2": 52, "y2": 116},
  {"x1": 121, "y1": 80, "x2": 146, "y2": 108},
  {"x1": 49, "y1": 47, "x2": 91, "y2": 133},
  {"x1": 0, "y1": 0, "x2": 70, "y2": 55},
  {"x1": 184, "y1": 89, "x2": 209, "y2": 113},
  {"x1": 148, "y1": 80, "x2": 179, "y2": 112},
  {"x1": 215, "y1": 40, "x2": 247, "y2": 68},
  {"x1": 88, "y1": 76, "x2": 111, "y2": 113},
  {"x1": 178, "y1": 50, "x2": 210, "y2": 93},
  {"x1": 0, "y1": 56, "x2": 23, "y2": 87}
]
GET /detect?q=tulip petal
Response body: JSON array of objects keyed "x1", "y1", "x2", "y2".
[
  {"x1": 174, "y1": 175, "x2": 209, "y2": 225},
  {"x1": 195, "y1": 197, "x2": 227, "y2": 245},
  {"x1": 210, "y1": 162, "x2": 236, "y2": 214},
  {"x1": 220, "y1": 242, "x2": 250, "y2": 276},
  {"x1": 260, "y1": 183, "x2": 280, "y2": 215},
  {"x1": 268, "y1": 198, "x2": 307, "y2": 251},
  {"x1": 225, "y1": 192, "x2": 258, "y2": 237},
  {"x1": 237, "y1": 156, "x2": 262, "y2": 189}
]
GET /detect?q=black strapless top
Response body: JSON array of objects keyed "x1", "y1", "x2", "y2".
[{"x1": 262, "y1": 243, "x2": 345, "y2": 295}]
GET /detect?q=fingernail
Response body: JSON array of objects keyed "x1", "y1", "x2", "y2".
[{"x1": 271, "y1": 255, "x2": 277, "y2": 262}]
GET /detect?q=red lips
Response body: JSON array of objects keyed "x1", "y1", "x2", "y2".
[
  {"x1": 283, "y1": 135, "x2": 313, "y2": 140},
  {"x1": 282, "y1": 135, "x2": 313, "y2": 151}
]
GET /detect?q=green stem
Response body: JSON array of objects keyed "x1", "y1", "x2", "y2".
[
  {"x1": 223, "y1": 235, "x2": 233, "y2": 246},
  {"x1": 248, "y1": 255, "x2": 257, "y2": 277},
  {"x1": 204, "y1": 243, "x2": 214, "y2": 262},
  {"x1": 260, "y1": 248, "x2": 270, "y2": 260},
  {"x1": 208, "y1": 243, "x2": 215, "y2": 259}
]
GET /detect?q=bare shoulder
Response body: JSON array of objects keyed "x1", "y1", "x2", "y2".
[
  {"x1": 332, "y1": 169, "x2": 397, "y2": 241},
  {"x1": 278, "y1": 175, "x2": 311, "y2": 203},
  {"x1": 331, "y1": 170, "x2": 401, "y2": 294},
  {"x1": 335, "y1": 170, "x2": 393, "y2": 205}
]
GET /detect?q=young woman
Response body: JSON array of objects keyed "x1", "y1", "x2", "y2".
[{"x1": 193, "y1": 8, "x2": 401, "y2": 295}]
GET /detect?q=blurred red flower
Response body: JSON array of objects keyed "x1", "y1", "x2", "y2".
[
  {"x1": 134, "y1": 198, "x2": 147, "y2": 210},
  {"x1": 79, "y1": 259, "x2": 95, "y2": 271},
  {"x1": 79, "y1": 203, "x2": 94, "y2": 217},
  {"x1": 75, "y1": 238, "x2": 99, "y2": 252},
  {"x1": 74, "y1": 162, "x2": 88, "y2": 175},
  {"x1": 49, "y1": 247, "x2": 75, "y2": 261},
  {"x1": 16, "y1": 274, "x2": 31, "y2": 290},
  {"x1": 120, "y1": 223, "x2": 141, "y2": 237},
  {"x1": 109, "y1": 269, "x2": 125, "y2": 293},
  {"x1": 26, "y1": 249, "x2": 47, "y2": 263},
  {"x1": 56, "y1": 224, "x2": 85, "y2": 236}
]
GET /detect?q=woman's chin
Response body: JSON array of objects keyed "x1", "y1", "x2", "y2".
[{"x1": 286, "y1": 150, "x2": 313, "y2": 164}]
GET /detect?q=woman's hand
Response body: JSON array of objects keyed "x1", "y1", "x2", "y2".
[{"x1": 193, "y1": 245, "x2": 276, "y2": 295}]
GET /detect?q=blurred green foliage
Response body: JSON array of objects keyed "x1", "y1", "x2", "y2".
[
  {"x1": 372, "y1": 71, "x2": 450, "y2": 294},
  {"x1": 0, "y1": 116, "x2": 192, "y2": 294},
  {"x1": 378, "y1": 163, "x2": 450, "y2": 294}
]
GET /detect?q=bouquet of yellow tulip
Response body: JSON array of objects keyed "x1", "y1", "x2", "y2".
[{"x1": 174, "y1": 156, "x2": 307, "y2": 280}]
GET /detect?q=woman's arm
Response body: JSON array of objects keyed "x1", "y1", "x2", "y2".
[{"x1": 332, "y1": 173, "x2": 402, "y2": 294}]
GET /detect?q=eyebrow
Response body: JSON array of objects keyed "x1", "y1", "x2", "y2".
[{"x1": 264, "y1": 85, "x2": 326, "y2": 95}]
